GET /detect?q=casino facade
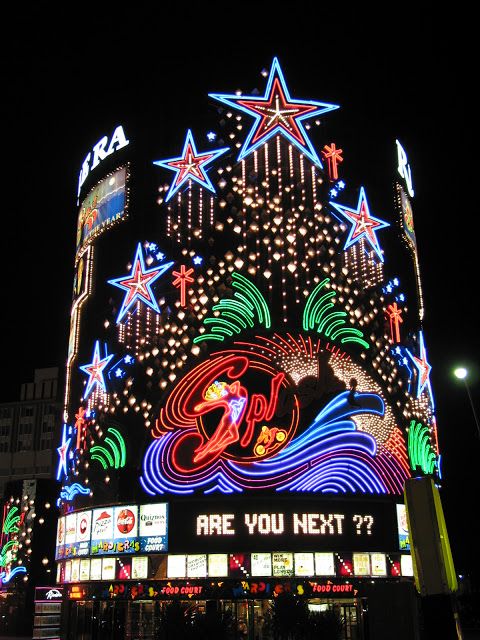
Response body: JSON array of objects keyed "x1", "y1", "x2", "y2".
[{"x1": 54, "y1": 59, "x2": 439, "y2": 639}]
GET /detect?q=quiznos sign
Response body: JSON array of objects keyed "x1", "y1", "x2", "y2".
[{"x1": 77, "y1": 125, "x2": 129, "y2": 201}]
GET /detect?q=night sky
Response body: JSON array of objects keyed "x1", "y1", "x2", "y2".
[{"x1": 4, "y1": 6, "x2": 478, "y2": 579}]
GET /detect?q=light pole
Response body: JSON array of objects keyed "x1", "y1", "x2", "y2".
[{"x1": 453, "y1": 367, "x2": 480, "y2": 439}]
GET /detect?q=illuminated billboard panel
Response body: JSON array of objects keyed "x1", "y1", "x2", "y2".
[{"x1": 75, "y1": 166, "x2": 127, "y2": 258}]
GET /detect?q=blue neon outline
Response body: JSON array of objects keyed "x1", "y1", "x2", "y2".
[
  {"x1": 60, "y1": 483, "x2": 90, "y2": 501},
  {"x1": 329, "y1": 186, "x2": 389, "y2": 262},
  {"x1": 108, "y1": 243, "x2": 174, "y2": 324},
  {"x1": 209, "y1": 57, "x2": 339, "y2": 167},
  {"x1": 0, "y1": 565, "x2": 27, "y2": 584},
  {"x1": 153, "y1": 129, "x2": 229, "y2": 202},
  {"x1": 56, "y1": 423, "x2": 72, "y2": 481},
  {"x1": 405, "y1": 331, "x2": 432, "y2": 398},
  {"x1": 79, "y1": 340, "x2": 115, "y2": 397}
]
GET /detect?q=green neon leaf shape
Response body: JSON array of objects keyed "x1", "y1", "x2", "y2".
[
  {"x1": 196, "y1": 273, "x2": 270, "y2": 343},
  {"x1": 323, "y1": 318, "x2": 346, "y2": 337},
  {"x1": 107, "y1": 428, "x2": 126, "y2": 468},
  {"x1": 104, "y1": 437, "x2": 120, "y2": 469},
  {"x1": 204, "y1": 317, "x2": 242, "y2": 334},
  {"x1": 221, "y1": 311, "x2": 247, "y2": 330},
  {"x1": 90, "y1": 445, "x2": 114, "y2": 470},
  {"x1": 408, "y1": 420, "x2": 436, "y2": 474},
  {"x1": 319, "y1": 311, "x2": 347, "y2": 335},
  {"x1": 310, "y1": 293, "x2": 337, "y2": 329},
  {"x1": 193, "y1": 333, "x2": 225, "y2": 343},
  {"x1": 232, "y1": 272, "x2": 271, "y2": 328},
  {"x1": 3, "y1": 507, "x2": 20, "y2": 534},
  {"x1": 302, "y1": 277, "x2": 369, "y2": 349},
  {"x1": 212, "y1": 326, "x2": 234, "y2": 337},
  {"x1": 303, "y1": 278, "x2": 330, "y2": 330}
]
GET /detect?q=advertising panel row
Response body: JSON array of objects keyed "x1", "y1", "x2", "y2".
[
  {"x1": 56, "y1": 503, "x2": 168, "y2": 559},
  {"x1": 56, "y1": 551, "x2": 414, "y2": 584}
]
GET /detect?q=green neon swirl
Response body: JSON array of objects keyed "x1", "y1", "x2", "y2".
[
  {"x1": 107, "y1": 428, "x2": 126, "y2": 468},
  {"x1": 204, "y1": 317, "x2": 241, "y2": 333},
  {"x1": 232, "y1": 272, "x2": 271, "y2": 328},
  {"x1": 193, "y1": 333, "x2": 225, "y2": 343},
  {"x1": 3, "y1": 507, "x2": 20, "y2": 534},
  {"x1": 320, "y1": 310, "x2": 347, "y2": 334},
  {"x1": 408, "y1": 420, "x2": 436, "y2": 474},
  {"x1": 302, "y1": 277, "x2": 369, "y2": 349},
  {"x1": 303, "y1": 278, "x2": 330, "y2": 330},
  {"x1": 90, "y1": 446, "x2": 114, "y2": 469}
]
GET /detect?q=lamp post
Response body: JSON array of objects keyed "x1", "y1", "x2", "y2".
[{"x1": 453, "y1": 367, "x2": 480, "y2": 439}]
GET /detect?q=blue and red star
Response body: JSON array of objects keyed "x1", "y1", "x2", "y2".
[
  {"x1": 56, "y1": 423, "x2": 72, "y2": 480},
  {"x1": 154, "y1": 130, "x2": 229, "y2": 202},
  {"x1": 79, "y1": 340, "x2": 114, "y2": 398},
  {"x1": 406, "y1": 332, "x2": 432, "y2": 398},
  {"x1": 330, "y1": 187, "x2": 390, "y2": 262},
  {"x1": 108, "y1": 243, "x2": 173, "y2": 323},
  {"x1": 209, "y1": 57, "x2": 339, "y2": 166}
]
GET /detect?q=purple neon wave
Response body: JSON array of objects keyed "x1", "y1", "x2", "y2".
[{"x1": 140, "y1": 391, "x2": 408, "y2": 495}]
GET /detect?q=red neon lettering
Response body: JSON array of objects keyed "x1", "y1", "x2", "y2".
[{"x1": 242, "y1": 373, "x2": 284, "y2": 447}]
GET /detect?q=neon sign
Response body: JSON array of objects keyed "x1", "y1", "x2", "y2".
[
  {"x1": 108, "y1": 243, "x2": 174, "y2": 324},
  {"x1": 396, "y1": 139, "x2": 414, "y2": 197},
  {"x1": 77, "y1": 125, "x2": 129, "y2": 200},
  {"x1": 140, "y1": 341, "x2": 409, "y2": 496},
  {"x1": 153, "y1": 129, "x2": 229, "y2": 202},
  {"x1": 330, "y1": 187, "x2": 390, "y2": 262},
  {"x1": 209, "y1": 57, "x2": 339, "y2": 166}
]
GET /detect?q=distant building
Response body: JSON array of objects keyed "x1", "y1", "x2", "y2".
[{"x1": 0, "y1": 367, "x2": 62, "y2": 500}]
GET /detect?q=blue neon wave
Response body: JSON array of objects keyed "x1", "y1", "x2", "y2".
[
  {"x1": 0, "y1": 565, "x2": 27, "y2": 584},
  {"x1": 60, "y1": 483, "x2": 90, "y2": 501},
  {"x1": 140, "y1": 391, "x2": 406, "y2": 495}
]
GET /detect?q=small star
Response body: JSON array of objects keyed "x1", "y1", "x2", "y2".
[
  {"x1": 108, "y1": 243, "x2": 173, "y2": 323},
  {"x1": 407, "y1": 332, "x2": 432, "y2": 398},
  {"x1": 330, "y1": 187, "x2": 389, "y2": 262},
  {"x1": 79, "y1": 341, "x2": 114, "y2": 398},
  {"x1": 153, "y1": 130, "x2": 229, "y2": 202},
  {"x1": 207, "y1": 131, "x2": 217, "y2": 141},
  {"x1": 193, "y1": 256, "x2": 203, "y2": 265}
]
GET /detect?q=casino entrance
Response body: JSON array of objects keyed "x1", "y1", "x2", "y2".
[{"x1": 65, "y1": 596, "x2": 363, "y2": 639}]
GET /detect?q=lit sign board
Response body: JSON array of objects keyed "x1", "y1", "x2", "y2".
[
  {"x1": 55, "y1": 504, "x2": 168, "y2": 560},
  {"x1": 139, "y1": 503, "x2": 168, "y2": 552},
  {"x1": 396, "y1": 504, "x2": 410, "y2": 551},
  {"x1": 396, "y1": 139, "x2": 414, "y2": 197},
  {"x1": 169, "y1": 499, "x2": 397, "y2": 553},
  {"x1": 76, "y1": 166, "x2": 127, "y2": 258},
  {"x1": 77, "y1": 125, "x2": 129, "y2": 200}
]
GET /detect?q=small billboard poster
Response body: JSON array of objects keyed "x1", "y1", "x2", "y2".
[
  {"x1": 396, "y1": 504, "x2": 410, "y2": 551},
  {"x1": 139, "y1": 503, "x2": 168, "y2": 552}
]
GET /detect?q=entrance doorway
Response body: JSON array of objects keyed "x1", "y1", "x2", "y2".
[{"x1": 66, "y1": 596, "x2": 362, "y2": 639}]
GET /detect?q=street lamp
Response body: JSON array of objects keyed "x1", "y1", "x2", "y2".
[{"x1": 454, "y1": 367, "x2": 480, "y2": 439}]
